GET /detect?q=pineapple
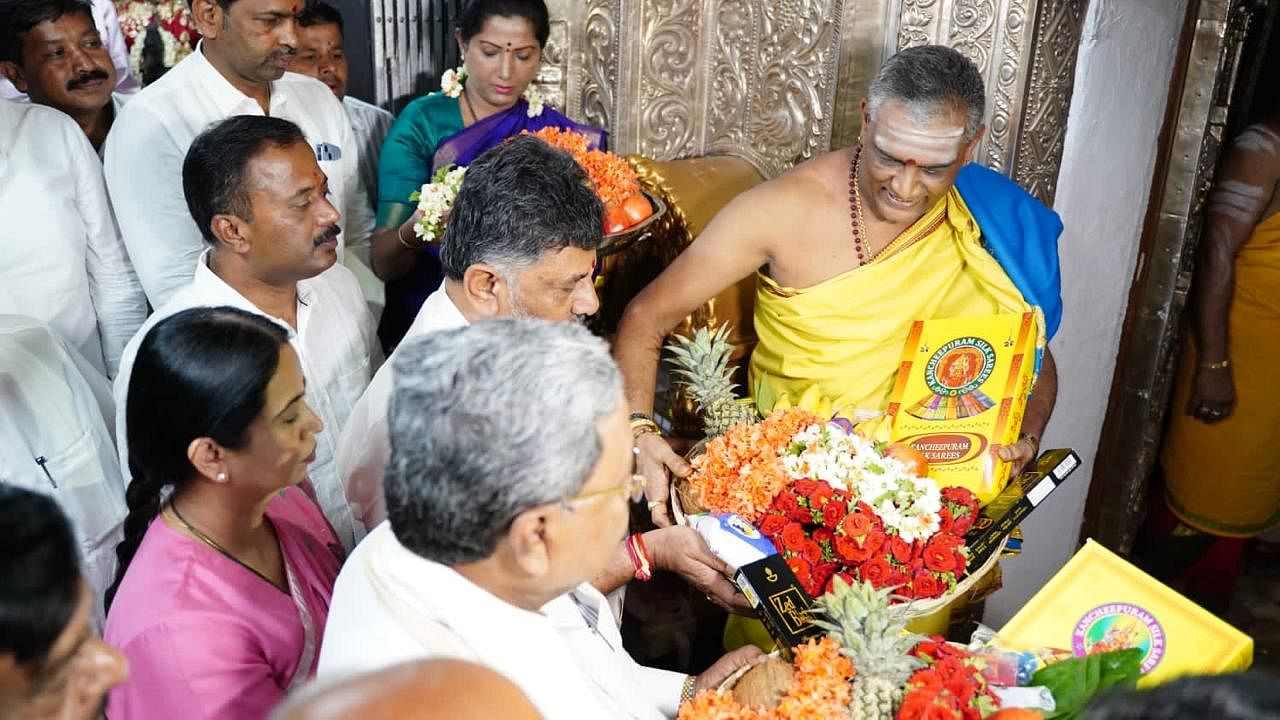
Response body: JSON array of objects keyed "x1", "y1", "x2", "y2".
[
  {"x1": 665, "y1": 323, "x2": 759, "y2": 437},
  {"x1": 812, "y1": 577, "x2": 925, "y2": 720}
]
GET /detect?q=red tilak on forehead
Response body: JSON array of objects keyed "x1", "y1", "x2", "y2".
[{"x1": 905, "y1": 158, "x2": 917, "y2": 167}]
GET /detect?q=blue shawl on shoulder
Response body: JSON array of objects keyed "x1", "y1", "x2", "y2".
[{"x1": 955, "y1": 163, "x2": 1064, "y2": 340}]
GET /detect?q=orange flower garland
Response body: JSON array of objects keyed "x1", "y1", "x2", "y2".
[
  {"x1": 689, "y1": 407, "x2": 820, "y2": 523},
  {"x1": 678, "y1": 636, "x2": 854, "y2": 720},
  {"x1": 523, "y1": 127, "x2": 640, "y2": 208}
]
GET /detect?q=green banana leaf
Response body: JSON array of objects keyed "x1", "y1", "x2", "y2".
[{"x1": 1030, "y1": 648, "x2": 1143, "y2": 719}]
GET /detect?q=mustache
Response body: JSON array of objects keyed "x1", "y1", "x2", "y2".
[
  {"x1": 268, "y1": 47, "x2": 297, "y2": 63},
  {"x1": 312, "y1": 225, "x2": 340, "y2": 246},
  {"x1": 66, "y1": 69, "x2": 109, "y2": 91}
]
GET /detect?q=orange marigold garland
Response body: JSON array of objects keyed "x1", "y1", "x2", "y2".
[
  {"x1": 523, "y1": 127, "x2": 640, "y2": 208},
  {"x1": 677, "y1": 636, "x2": 854, "y2": 720},
  {"x1": 689, "y1": 407, "x2": 819, "y2": 523}
]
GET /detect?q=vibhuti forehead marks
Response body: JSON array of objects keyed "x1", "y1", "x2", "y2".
[
  {"x1": 1208, "y1": 180, "x2": 1267, "y2": 225},
  {"x1": 1234, "y1": 124, "x2": 1280, "y2": 156},
  {"x1": 872, "y1": 123, "x2": 965, "y2": 167}
]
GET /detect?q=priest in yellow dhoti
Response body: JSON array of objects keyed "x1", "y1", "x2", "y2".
[
  {"x1": 615, "y1": 45, "x2": 1063, "y2": 528},
  {"x1": 750, "y1": 187, "x2": 1048, "y2": 420},
  {"x1": 1136, "y1": 116, "x2": 1280, "y2": 610}
]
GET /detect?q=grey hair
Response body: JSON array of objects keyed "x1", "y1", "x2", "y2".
[
  {"x1": 866, "y1": 45, "x2": 986, "y2": 143},
  {"x1": 439, "y1": 134, "x2": 606, "y2": 281},
  {"x1": 383, "y1": 318, "x2": 623, "y2": 565}
]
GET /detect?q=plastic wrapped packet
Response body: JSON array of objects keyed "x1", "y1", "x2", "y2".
[
  {"x1": 991, "y1": 685, "x2": 1056, "y2": 712},
  {"x1": 686, "y1": 512, "x2": 776, "y2": 571},
  {"x1": 967, "y1": 624, "x2": 1066, "y2": 686}
]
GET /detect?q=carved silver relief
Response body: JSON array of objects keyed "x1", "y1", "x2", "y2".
[
  {"x1": 580, "y1": 0, "x2": 619, "y2": 130},
  {"x1": 1011, "y1": 0, "x2": 1086, "y2": 204},
  {"x1": 533, "y1": 20, "x2": 570, "y2": 112},
  {"x1": 636, "y1": 0, "x2": 702, "y2": 159}
]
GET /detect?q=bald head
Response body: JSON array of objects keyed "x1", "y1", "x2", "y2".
[{"x1": 277, "y1": 659, "x2": 542, "y2": 720}]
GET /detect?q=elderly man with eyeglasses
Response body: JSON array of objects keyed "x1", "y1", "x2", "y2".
[{"x1": 318, "y1": 319, "x2": 762, "y2": 719}]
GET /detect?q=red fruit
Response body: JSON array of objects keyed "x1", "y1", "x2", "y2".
[
  {"x1": 604, "y1": 204, "x2": 629, "y2": 234},
  {"x1": 621, "y1": 193, "x2": 653, "y2": 225},
  {"x1": 886, "y1": 441, "x2": 930, "y2": 477}
]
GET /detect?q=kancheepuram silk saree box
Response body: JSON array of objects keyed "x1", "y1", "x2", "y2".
[
  {"x1": 886, "y1": 312, "x2": 1037, "y2": 504},
  {"x1": 998, "y1": 540, "x2": 1253, "y2": 687}
]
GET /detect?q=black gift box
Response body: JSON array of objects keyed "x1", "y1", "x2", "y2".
[
  {"x1": 733, "y1": 554, "x2": 825, "y2": 654},
  {"x1": 963, "y1": 448, "x2": 1081, "y2": 571}
]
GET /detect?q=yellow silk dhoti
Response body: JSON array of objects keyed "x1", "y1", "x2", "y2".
[
  {"x1": 1162, "y1": 211, "x2": 1280, "y2": 536},
  {"x1": 749, "y1": 187, "x2": 1034, "y2": 418}
]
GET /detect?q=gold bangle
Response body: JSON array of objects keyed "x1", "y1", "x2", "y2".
[
  {"x1": 630, "y1": 418, "x2": 661, "y2": 438},
  {"x1": 1200, "y1": 358, "x2": 1230, "y2": 370},
  {"x1": 680, "y1": 675, "x2": 697, "y2": 704},
  {"x1": 396, "y1": 222, "x2": 421, "y2": 250}
]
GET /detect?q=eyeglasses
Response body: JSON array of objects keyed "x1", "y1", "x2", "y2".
[
  {"x1": 560, "y1": 446, "x2": 646, "y2": 509},
  {"x1": 561, "y1": 473, "x2": 647, "y2": 509}
]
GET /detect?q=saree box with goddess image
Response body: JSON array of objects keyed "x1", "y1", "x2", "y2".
[
  {"x1": 886, "y1": 312, "x2": 1038, "y2": 504},
  {"x1": 996, "y1": 540, "x2": 1253, "y2": 687}
]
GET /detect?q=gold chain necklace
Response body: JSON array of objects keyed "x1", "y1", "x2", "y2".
[{"x1": 167, "y1": 499, "x2": 286, "y2": 593}]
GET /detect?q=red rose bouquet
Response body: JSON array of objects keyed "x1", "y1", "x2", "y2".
[{"x1": 898, "y1": 637, "x2": 1000, "y2": 720}]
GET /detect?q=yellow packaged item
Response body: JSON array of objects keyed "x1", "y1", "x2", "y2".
[
  {"x1": 998, "y1": 540, "x2": 1253, "y2": 687},
  {"x1": 886, "y1": 312, "x2": 1037, "y2": 503}
]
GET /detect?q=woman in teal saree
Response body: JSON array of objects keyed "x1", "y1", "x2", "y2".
[{"x1": 371, "y1": 0, "x2": 606, "y2": 348}]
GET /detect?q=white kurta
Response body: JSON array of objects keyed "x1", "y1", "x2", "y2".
[
  {"x1": 102, "y1": 43, "x2": 375, "y2": 307},
  {"x1": 113, "y1": 252, "x2": 382, "y2": 550},
  {"x1": 318, "y1": 522, "x2": 683, "y2": 719},
  {"x1": 0, "y1": 100, "x2": 147, "y2": 380},
  {"x1": 0, "y1": 315, "x2": 127, "y2": 630},
  {"x1": 337, "y1": 283, "x2": 467, "y2": 537}
]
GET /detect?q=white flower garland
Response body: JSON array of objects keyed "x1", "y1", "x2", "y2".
[
  {"x1": 781, "y1": 422, "x2": 943, "y2": 543},
  {"x1": 440, "y1": 65, "x2": 544, "y2": 118},
  {"x1": 410, "y1": 165, "x2": 468, "y2": 244}
]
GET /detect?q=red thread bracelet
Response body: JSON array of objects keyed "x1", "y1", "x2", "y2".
[{"x1": 626, "y1": 533, "x2": 653, "y2": 581}]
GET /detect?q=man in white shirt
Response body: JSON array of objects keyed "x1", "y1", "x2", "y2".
[
  {"x1": 0, "y1": 99, "x2": 146, "y2": 380},
  {"x1": 0, "y1": 0, "x2": 135, "y2": 100},
  {"x1": 338, "y1": 135, "x2": 750, "y2": 612},
  {"x1": 0, "y1": 314, "x2": 128, "y2": 630},
  {"x1": 114, "y1": 116, "x2": 381, "y2": 550},
  {"x1": 0, "y1": 0, "x2": 129, "y2": 154},
  {"x1": 291, "y1": 1, "x2": 393, "y2": 214},
  {"x1": 102, "y1": 0, "x2": 376, "y2": 308},
  {"x1": 319, "y1": 320, "x2": 763, "y2": 719}
]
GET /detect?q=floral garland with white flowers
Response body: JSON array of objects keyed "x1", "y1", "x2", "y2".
[
  {"x1": 781, "y1": 422, "x2": 944, "y2": 543},
  {"x1": 409, "y1": 165, "x2": 468, "y2": 244},
  {"x1": 440, "y1": 66, "x2": 544, "y2": 118}
]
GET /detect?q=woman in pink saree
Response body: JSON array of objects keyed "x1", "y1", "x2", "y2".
[{"x1": 104, "y1": 307, "x2": 343, "y2": 719}]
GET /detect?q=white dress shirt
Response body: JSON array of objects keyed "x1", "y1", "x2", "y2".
[
  {"x1": 0, "y1": 0, "x2": 139, "y2": 101},
  {"x1": 342, "y1": 95, "x2": 394, "y2": 212},
  {"x1": 113, "y1": 252, "x2": 382, "y2": 550},
  {"x1": 102, "y1": 43, "x2": 375, "y2": 307},
  {"x1": 0, "y1": 315, "x2": 127, "y2": 631},
  {"x1": 319, "y1": 522, "x2": 681, "y2": 719},
  {"x1": 0, "y1": 100, "x2": 147, "y2": 380},
  {"x1": 338, "y1": 283, "x2": 467, "y2": 537}
]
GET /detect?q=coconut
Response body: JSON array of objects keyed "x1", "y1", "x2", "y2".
[{"x1": 729, "y1": 656, "x2": 795, "y2": 709}]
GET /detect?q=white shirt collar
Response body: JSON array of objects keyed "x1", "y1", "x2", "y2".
[
  {"x1": 188, "y1": 42, "x2": 289, "y2": 117},
  {"x1": 190, "y1": 249, "x2": 312, "y2": 339}
]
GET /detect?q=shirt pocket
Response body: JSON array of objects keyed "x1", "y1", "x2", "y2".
[{"x1": 34, "y1": 429, "x2": 127, "y2": 593}]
